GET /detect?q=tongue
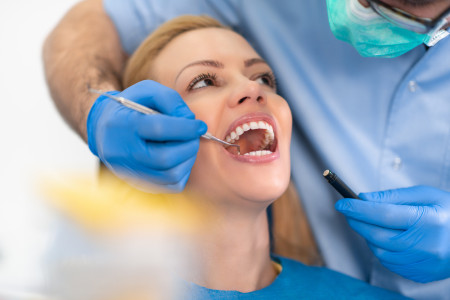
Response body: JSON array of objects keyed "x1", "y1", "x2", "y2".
[{"x1": 235, "y1": 129, "x2": 266, "y2": 154}]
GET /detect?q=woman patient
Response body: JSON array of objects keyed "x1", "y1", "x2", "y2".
[{"x1": 120, "y1": 15, "x2": 407, "y2": 299}]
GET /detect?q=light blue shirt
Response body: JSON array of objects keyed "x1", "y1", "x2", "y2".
[{"x1": 103, "y1": 0, "x2": 450, "y2": 299}]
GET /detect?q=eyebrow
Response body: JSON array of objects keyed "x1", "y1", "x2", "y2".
[
  {"x1": 175, "y1": 58, "x2": 269, "y2": 82},
  {"x1": 244, "y1": 58, "x2": 268, "y2": 68},
  {"x1": 176, "y1": 60, "x2": 224, "y2": 82}
]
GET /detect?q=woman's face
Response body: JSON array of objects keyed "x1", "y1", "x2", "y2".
[{"x1": 152, "y1": 28, "x2": 292, "y2": 206}]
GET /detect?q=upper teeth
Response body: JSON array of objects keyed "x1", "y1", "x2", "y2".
[{"x1": 225, "y1": 120, "x2": 275, "y2": 147}]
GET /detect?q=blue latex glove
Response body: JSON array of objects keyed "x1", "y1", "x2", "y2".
[
  {"x1": 335, "y1": 185, "x2": 450, "y2": 283},
  {"x1": 87, "y1": 80, "x2": 207, "y2": 192}
]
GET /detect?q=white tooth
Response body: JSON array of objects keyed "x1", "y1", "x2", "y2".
[
  {"x1": 235, "y1": 135, "x2": 239, "y2": 140},
  {"x1": 250, "y1": 151, "x2": 256, "y2": 156},
  {"x1": 258, "y1": 121, "x2": 266, "y2": 129},
  {"x1": 269, "y1": 125, "x2": 273, "y2": 133},
  {"x1": 236, "y1": 126, "x2": 244, "y2": 136},
  {"x1": 250, "y1": 122, "x2": 258, "y2": 130},
  {"x1": 256, "y1": 150, "x2": 262, "y2": 156},
  {"x1": 244, "y1": 153, "x2": 250, "y2": 156},
  {"x1": 230, "y1": 131, "x2": 237, "y2": 140},
  {"x1": 243, "y1": 123, "x2": 250, "y2": 131},
  {"x1": 226, "y1": 136, "x2": 231, "y2": 143}
]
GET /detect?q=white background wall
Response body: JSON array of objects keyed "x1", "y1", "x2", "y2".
[{"x1": 0, "y1": 0, "x2": 98, "y2": 293}]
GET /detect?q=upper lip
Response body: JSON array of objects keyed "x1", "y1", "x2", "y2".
[{"x1": 223, "y1": 112, "x2": 276, "y2": 141}]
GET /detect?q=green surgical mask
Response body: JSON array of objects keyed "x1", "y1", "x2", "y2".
[{"x1": 326, "y1": 0, "x2": 449, "y2": 58}]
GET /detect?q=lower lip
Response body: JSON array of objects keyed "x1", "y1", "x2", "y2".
[{"x1": 223, "y1": 146, "x2": 280, "y2": 163}]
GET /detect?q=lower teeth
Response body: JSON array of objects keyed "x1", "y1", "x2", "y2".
[{"x1": 243, "y1": 150, "x2": 273, "y2": 156}]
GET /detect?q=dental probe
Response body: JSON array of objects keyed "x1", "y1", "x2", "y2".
[
  {"x1": 323, "y1": 170, "x2": 360, "y2": 199},
  {"x1": 89, "y1": 88, "x2": 241, "y2": 153}
]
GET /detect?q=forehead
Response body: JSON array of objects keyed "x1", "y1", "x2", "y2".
[
  {"x1": 168, "y1": 27, "x2": 258, "y2": 58},
  {"x1": 152, "y1": 28, "x2": 261, "y2": 79}
]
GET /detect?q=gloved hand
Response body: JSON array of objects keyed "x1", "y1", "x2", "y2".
[
  {"x1": 335, "y1": 185, "x2": 450, "y2": 283},
  {"x1": 87, "y1": 80, "x2": 207, "y2": 192}
]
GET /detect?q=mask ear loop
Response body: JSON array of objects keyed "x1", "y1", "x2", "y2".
[
  {"x1": 424, "y1": 14, "x2": 450, "y2": 46},
  {"x1": 425, "y1": 28, "x2": 449, "y2": 46}
]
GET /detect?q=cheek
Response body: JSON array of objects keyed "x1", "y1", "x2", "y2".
[
  {"x1": 186, "y1": 139, "x2": 232, "y2": 202},
  {"x1": 276, "y1": 103, "x2": 293, "y2": 192},
  {"x1": 186, "y1": 98, "x2": 224, "y2": 133},
  {"x1": 184, "y1": 98, "x2": 228, "y2": 193},
  {"x1": 187, "y1": 141, "x2": 212, "y2": 185},
  {"x1": 272, "y1": 98, "x2": 293, "y2": 143},
  {"x1": 271, "y1": 99, "x2": 292, "y2": 190},
  {"x1": 282, "y1": 104, "x2": 293, "y2": 140}
]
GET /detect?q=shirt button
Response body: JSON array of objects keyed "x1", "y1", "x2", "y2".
[
  {"x1": 408, "y1": 80, "x2": 417, "y2": 92},
  {"x1": 392, "y1": 157, "x2": 402, "y2": 170}
]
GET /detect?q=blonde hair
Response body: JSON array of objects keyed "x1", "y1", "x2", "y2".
[
  {"x1": 123, "y1": 15, "x2": 229, "y2": 88},
  {"x1": 122, "y1": 15, "x2": 321, "y2": 265}
]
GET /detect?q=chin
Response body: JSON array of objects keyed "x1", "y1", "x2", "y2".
[{"x1": 233, "y1": 170, "x2": 290, "y2": 204}]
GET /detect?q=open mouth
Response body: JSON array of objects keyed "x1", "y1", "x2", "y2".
[{"x1": 224, "y1": 119, "x2": 277, "y2": 156}]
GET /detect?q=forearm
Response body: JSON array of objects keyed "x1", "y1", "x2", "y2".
[{"x1": 43, "y1": 0, "x2": 126, "y2": 142}]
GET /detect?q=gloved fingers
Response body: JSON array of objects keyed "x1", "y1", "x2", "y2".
[
  {"x1": 123, "y1": 171, "x2": 191, "y2": 194},
  {"x1": 346, "y1": 219, "x2": 410, "y2": 252},
  {"x1": 135, "y1": 114, "x2": 207, "y2": 141},
  {"x1": 161, "y1": 172, "x2": 191, "y2": 193},
  {"x1": 360, "y1": 185, "x2": 446, "y2": 205},
  {"x1": 368, "y1": 244, "x2": 420, "y2": 266},
  {"x1": 86, "y1": 96, "x2": 123, "y2": 156},
  {"x1": 120, "y1": 80, "x2": 195, "y2": 119},
  {"x1": 120, "y1": 156, "x2": 197, "y2": 187},
  {"x1": 336, "y1": 198, "x2": 422, "y2": 229},
  {"x1": 133, "y1": 139, "x2": 200, "y2": 171},
  {"x1": 380, "y1": 261, "x2": 431, "y2": 283}
]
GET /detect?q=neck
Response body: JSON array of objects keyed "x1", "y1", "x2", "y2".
[{"x1": 186, "y1": 196, "x2": 277, "y2": 292}]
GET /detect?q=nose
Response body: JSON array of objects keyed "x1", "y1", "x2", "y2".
[{"x1": 228, "y1": 79, "x2": 267, "y2": 108}]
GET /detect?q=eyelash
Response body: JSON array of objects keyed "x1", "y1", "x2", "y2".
[
  {"x1": 254, "y1": 72, "x2": 277, "y2": 90},
  {"x1": 186, "y1": 71, "x2": 277, "y2": 91},
  {"x1": 187, "y1": 73, "x2": 217, "y2": 91}
]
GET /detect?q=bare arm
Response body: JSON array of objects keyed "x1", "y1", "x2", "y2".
[{"x1": 43, "y1": 0, "x2": 127, "y2": 142}]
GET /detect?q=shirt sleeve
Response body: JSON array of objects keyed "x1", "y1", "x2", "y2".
[{"x1": 103, "y1": 0, "x2": 241, "y2": 54}]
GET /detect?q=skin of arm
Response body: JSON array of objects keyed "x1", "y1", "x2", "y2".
[{"x1": 43, "y1": 0, "x2": 127, "y2": 142}]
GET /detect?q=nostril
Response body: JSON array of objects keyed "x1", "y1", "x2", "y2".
[
  {"x1": 238, "y1": 97, "x2": 248, "y2": 104},
  {"x1": 256, "y1": 96, "x2": 263, "y2": 102}
]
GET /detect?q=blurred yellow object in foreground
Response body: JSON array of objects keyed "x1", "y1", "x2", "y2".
[
  {"x1": 43, "y1": 172, "x2": 206, "y2": 235},
  {"x1": 38, "y1": 173, "x2": 208, "y2": 300}
]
